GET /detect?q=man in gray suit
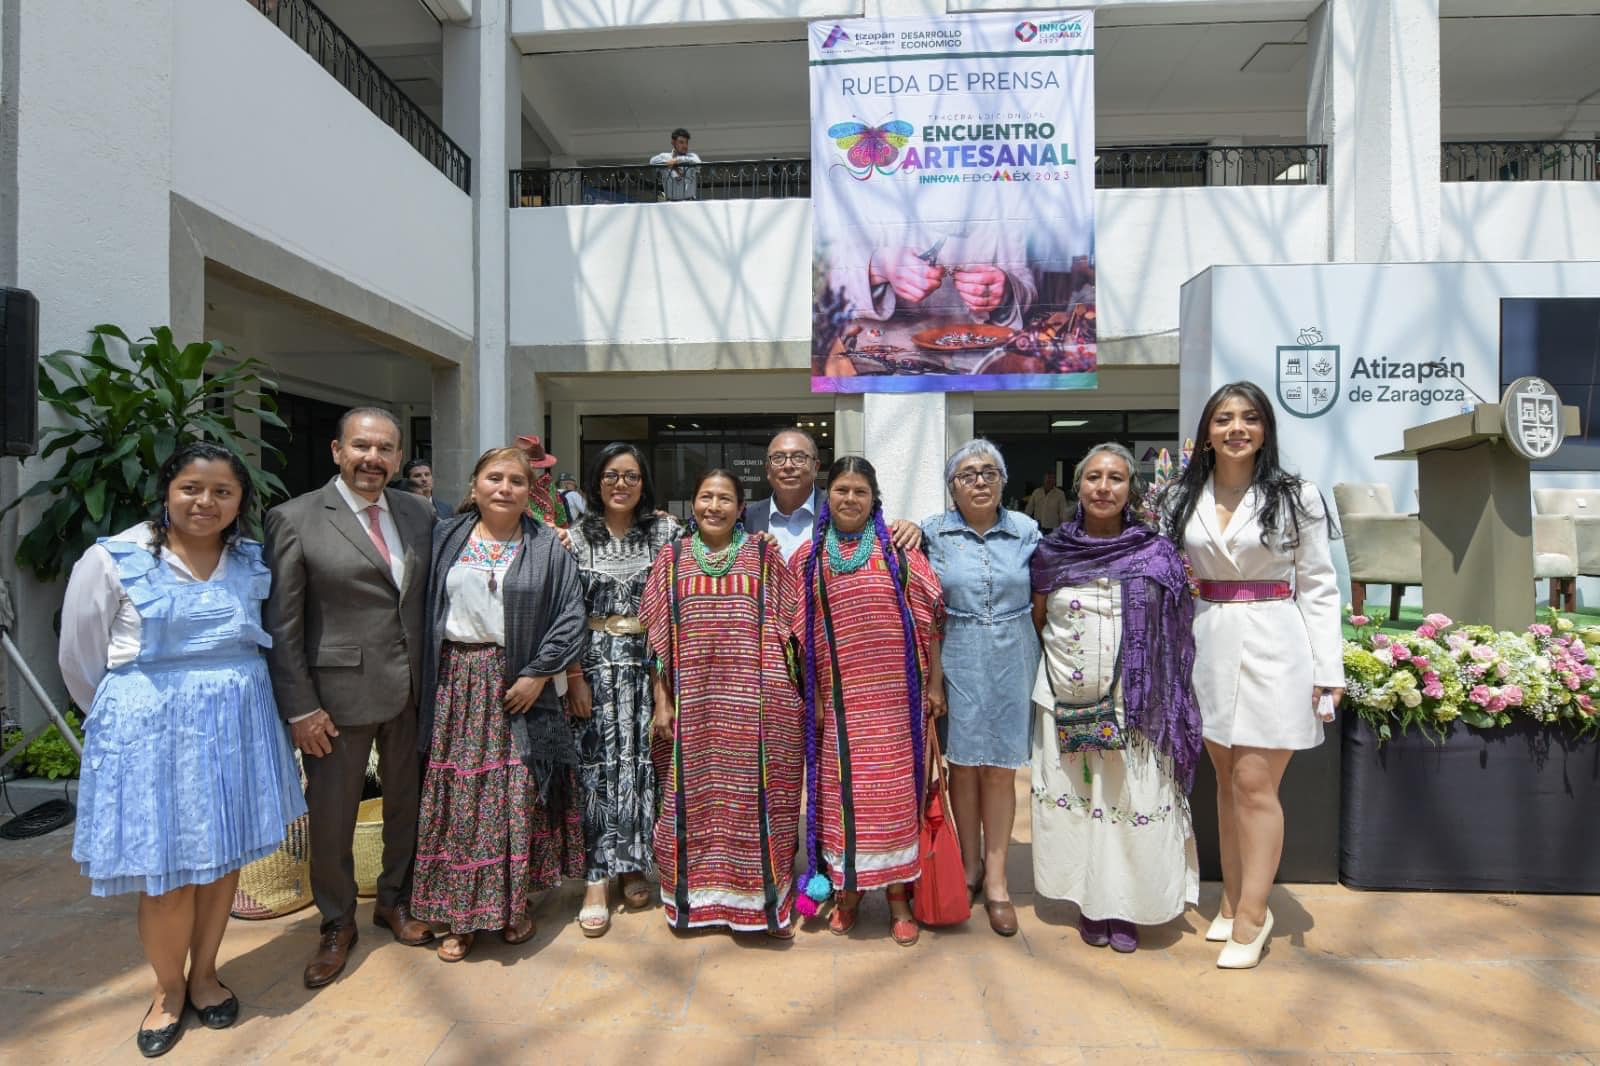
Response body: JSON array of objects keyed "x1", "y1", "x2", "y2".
[
  {"x1": 743, "y1": 428, "x2": 824, "y2": 563},
  {"x1": 264, "y1": 407, "x2": 437, "y2": 988}
]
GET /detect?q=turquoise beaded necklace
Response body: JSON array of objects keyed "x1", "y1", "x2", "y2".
[
  {"x1": 690, "y1": 528, "x2": 745, "y2": 577},
  {"x1": 824, "y1": 523, "x2": 874, "y2": 574}
]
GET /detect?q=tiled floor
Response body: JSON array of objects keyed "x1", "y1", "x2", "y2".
[{"x1": 3, "y1": 790, "x2": 1598, "y2": 1065}]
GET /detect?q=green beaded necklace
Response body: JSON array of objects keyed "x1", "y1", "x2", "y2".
[
  {"x1": 690, "y1": 528, "x2": 745, "y2": 577},
  {"x1": 825, "y1": 523, "x2": 874, "y2": 574}
]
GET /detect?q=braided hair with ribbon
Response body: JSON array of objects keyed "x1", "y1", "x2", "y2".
[{"x1": 796, "y1": 456, "x2": 926, "y2": 915}]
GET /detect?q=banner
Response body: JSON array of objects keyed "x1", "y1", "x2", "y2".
[{"x1": 809, "y1": 12, "x2": 1096, "y2": 394}]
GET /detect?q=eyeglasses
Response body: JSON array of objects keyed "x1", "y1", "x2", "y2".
[
  {"x1": 952, "y1": 468, "x2": 1002, "y2": 487},
  {"x1": 601, "y1": 470, "x2": 643, "y2": 486},
  {"x1": 767, "y1": 452, "x2": 817, "y2": 468}
]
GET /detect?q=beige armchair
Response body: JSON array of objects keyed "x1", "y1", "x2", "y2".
[
  {"x1": 1532, "y1": 513, "x2": 1580, "y2": 612},
  {"x1": 1333, "y1": 482, "x2": 1422, "y2": 622},
  {"x1": 1533, "y1": 487, "x2": 1600, "y2": 584}
]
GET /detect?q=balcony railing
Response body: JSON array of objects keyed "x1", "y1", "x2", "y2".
[
  {"x1": 1442, "y1": 141, "x2": 1599, "y2": 182},
  {"x1": 1095, "y1": 144, "x2": 1328, "y2": 187},
  {"x1": 510, "y1": 145, "x2": 1329, "y2": 206},
  {"x1": 247, "y1": 0, "x2": 471, "y2": 192},
  {"x1": 512, "y1": 160, "x2": 811, "y2": 207}
]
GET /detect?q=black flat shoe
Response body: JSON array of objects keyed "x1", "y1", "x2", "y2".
[
  {"x1": 189, "y1": 985, "x2": 240, "y2": 1030},
  {"x1": 136, "y1": 1004, "x2": 184, "y2": 1058}
]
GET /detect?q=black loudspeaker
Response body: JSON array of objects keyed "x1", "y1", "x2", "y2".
[{"x1": 0, "y1": 287, "x2": 39, "y2": 457}]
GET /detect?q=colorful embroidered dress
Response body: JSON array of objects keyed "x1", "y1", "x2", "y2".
[
  {"x1": 791, "y1": 537, "x2": 943, "y2": 892},
  {"x1": 640, "y1": 538, "x2": 805, "y2": 932}
]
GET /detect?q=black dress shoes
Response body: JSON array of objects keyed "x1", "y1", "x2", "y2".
[
  {"x1": 189, "y1": 985, "x2": 240, "y2": 1030},
  {"x1": 136, "y1": 1004, "x2": 184, "y2": 1058}
]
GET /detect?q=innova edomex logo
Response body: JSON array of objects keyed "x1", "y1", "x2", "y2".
[{"x1": 1014, "y1": 21, "x2": 1038, "y2": 43}]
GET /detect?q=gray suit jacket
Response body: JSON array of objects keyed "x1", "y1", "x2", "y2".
[
  {"x1": 743, "y1": 487, "x2": 823, "y2": 535},
  {"x1": 263, "y1": 478, "x2": 436, "y2": 727}
]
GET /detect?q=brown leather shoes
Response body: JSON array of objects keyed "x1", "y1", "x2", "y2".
[
  {"x1": 373, "y1": 902, "x2": 435, "y2": 946},
  {"x1": 304, "y1": 923, "x2": 357, "y2": 989},
  {"x1": 986, "y1": 899, "x2": 1019, "y2": 937}
]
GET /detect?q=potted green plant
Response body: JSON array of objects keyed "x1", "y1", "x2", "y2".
[{"x1": 6, "y1": 325, "x2": 287, "y2": 581}]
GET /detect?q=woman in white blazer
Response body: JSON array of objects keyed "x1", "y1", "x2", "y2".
[{"x1": 1163, "y1": 381, "x2": 1344, "y2": 969}]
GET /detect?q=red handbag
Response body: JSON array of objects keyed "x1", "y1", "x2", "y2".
[{"x1": 912, "y1": 728, "x2": 971, "y2": 927}]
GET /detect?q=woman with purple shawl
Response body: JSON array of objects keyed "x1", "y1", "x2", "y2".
[{"x1": 1029, "y1": 443, "x2": 1203, "y2": 953}]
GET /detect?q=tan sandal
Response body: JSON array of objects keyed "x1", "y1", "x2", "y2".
[
  {"x1": 502, "y1": 914, "x2": 536, "y2": 945},
  {"x1": 828, "y1": 891, "x2": 861, "y2": 935},
  {"x1": 577, "y1": 904, "x2": 611, "y2": 938},
  {"x1": 619, "y1": 873, "x2": 652, "y2": 911},
  {"x1": 437, "y1": 932, "x2": 475, "y2": 962},
  {"x1": 886, "y1": 886, "x2": 920, "y2": 947}
]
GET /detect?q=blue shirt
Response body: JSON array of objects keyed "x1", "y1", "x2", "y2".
[
  {"x1": 768, "y1": 494, "x2": 818, "y2": 563},
  {"x1": 919, "y1": 507, "x2": 1040, "y2": 623}
]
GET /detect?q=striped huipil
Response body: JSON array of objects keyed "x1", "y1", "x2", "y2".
[
  {"x1": 791, "y1": 538, "x2": 943, "y2": 892},
  {"x1": 640, "y1": 539, "x2": 806, "y2": 933}
]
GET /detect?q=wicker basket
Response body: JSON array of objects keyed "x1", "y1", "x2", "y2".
[
  {"x1": 353, "y1": 796, "x2": 385, "y2": 898},
  {"x1": 231, "y1": 813, "x2": 313, "y2": 920}
]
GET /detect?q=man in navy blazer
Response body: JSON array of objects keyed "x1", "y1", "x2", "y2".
[{"x1": 743, "y1": 428, "x2": 824, "y2": 563}]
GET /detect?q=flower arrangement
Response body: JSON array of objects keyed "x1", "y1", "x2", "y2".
[{"x1": 1342, "y1": 610, "x2": 1600, "y2": 740}]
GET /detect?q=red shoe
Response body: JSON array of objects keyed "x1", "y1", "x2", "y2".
[
  {"x1": 886, "y1": 886, "x2": 919, "y2": 947},
  {"x1": 828, "y1": 891, "x2": 860, "y2": 935}
]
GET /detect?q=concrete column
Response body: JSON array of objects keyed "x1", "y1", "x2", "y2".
[
  {"x1": 549, "y1": 399, "x2": 581, "y2": 481},
  {"x1": 444, "y1": 0, "x2": 518, "y2": 453},
  {"x1": 865, "y1": 393, "x2": 947, "y2": 522},
  {"x1": 1309, "y1": 0, "x2": 1441, "y2": 262},
  {"x1": 0, "y1": 0, "x2": 177, "y2": 726}
]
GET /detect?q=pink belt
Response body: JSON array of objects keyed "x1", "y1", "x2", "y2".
[{"x1": 1197, "y1": 580, "x2": 1292, "y2": 603}]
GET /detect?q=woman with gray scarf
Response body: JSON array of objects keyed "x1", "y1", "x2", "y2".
[{"x1": 411, "y1": 447, "x2": 588, "y2": 962}]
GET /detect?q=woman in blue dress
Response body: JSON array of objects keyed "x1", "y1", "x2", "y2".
[
  {"x1": 893, "y1": 439, "x2": 1041, "y2": 936},
  {"x1": 59, "y1": 442, "x2": 305, "y2": 1057}
]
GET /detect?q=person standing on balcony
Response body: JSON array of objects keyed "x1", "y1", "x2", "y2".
[
  {"x1": 1025, "y1": 471, "x2": 1070, "y2": 533},
  {"x1": 403, "y1": 458, "x2": 455, "y2": 520},
  {"x1": 1163, "y1": 381, "x2": 1343, "y2": 970},
  {"x1": 60, "y1": 443, "x2": 306, "y2": 1057},
  {"x1": 650, "y1": 128, "x2": 701, "y2": 202},
  {"x1": 263, "y1": 408, "x2": 438, "y2": 989},
  {"x1": 743, "y1": 429, "x2": 825, "y2": 564}
]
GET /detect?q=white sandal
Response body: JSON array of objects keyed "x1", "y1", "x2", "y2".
[
  {"x1": 1217, "y1": 909, "x2": 1273, "y2": 969},
  {"x1": 1205, "y1": 913, "x2": 1234, "y2": 943},
  {"x1": 577, "y1": 904, "x2": 611, "y2": 938}
]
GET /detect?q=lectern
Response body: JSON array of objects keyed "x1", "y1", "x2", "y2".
[{"x1": 1378, "y1": 379, "x2": 1579, "y2": 630}]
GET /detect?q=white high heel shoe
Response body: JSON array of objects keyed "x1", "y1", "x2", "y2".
[
  {"x1": 1216, "y1": 909, "x2": 1273, "y2": 969},
  {"x1": 1204, "y1": 913, "x2": 1234, "y2": 943}
]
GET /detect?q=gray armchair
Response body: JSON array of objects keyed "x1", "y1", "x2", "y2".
[
  {"x1": 1532, "y1": 510, "x2": 1581, "y2": 611},
  {"x1": 1533, "y1": 487, "x2": 1600, "y2": 584},
  {"x1": 1333, "y1": 482, "x2": 1422, "y2": 622}
]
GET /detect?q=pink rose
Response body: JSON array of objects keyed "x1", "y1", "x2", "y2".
[
  {"x1": 1579, "y1": 695, "x2": 1594, "y2": 715},
  {"x1": 1470, "y1": 645, "x2": 1496, "y2": 662},
  {"x1": 1416, "y1": 624, "x2": 1437, "y2": 639},
  {"x1": 1568, "y1": 676, "x2": 1582, "y2": 691},
  {"x1": 1372, "y1": 634, "x2": 1391, "y2": 649},
  {"x1": 1529, "y1": 623, "x2": 1553, "y2": 637},
  {"x1": 1349, "y1": 614, "x2": 1370, "y2": 627},
  {"x1": 1469, "y1": 684, "x2": 1492, "y2": 706},
  {"x1": 1487, "y1": 696, "x2": 1508, "y2": 713},
  {"x1": 1502, "y1": 685, "x2": 1524, "y2": 705},
  {"x1": 1423, "y1": 682, "x2": 1445, "y2": 699},
  {"x1": 1425, "y1": 613, "x2": 1453, "y2": 629},
  {"x1": 1391, "y1": 644, "x2": 1411, "y2": 662},
  {"x1": 1412, "y1": 656, "x2": 1431, "y2": 671}
]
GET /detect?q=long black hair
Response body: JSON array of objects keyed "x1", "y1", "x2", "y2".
[
  {"x1": 149, "y1": 442, "x2": 254, "y2": 559},
  {"x1": 1162, "y1": 380, "x2": 1335, "y2": 550},
  {"x1": 577, "y1": 442, "x2": 664, "y2": 546}
]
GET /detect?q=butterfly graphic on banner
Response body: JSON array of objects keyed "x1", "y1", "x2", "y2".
[{"x1": 827, "y1": 120, "x2": 915, "y2": 179}]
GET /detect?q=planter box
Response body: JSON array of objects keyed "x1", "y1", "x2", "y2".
[
  {"x1": 1340, "y1": 714, "x2": 1600, "y2": 892},
  {"x1": 1189, "y1": 722, "x2": 1342, "y2": 883}
]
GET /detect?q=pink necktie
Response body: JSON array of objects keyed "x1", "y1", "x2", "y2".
[{"x1": 364, "y1": 505, "x2": 393, "y2": 566}]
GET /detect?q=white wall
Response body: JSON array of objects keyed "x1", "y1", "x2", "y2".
[
  {"x1": 1441, "y1": 182, "x2": 1600, "y2": 263},
  {"x1": 1098, "y1": 185, "x2": 1330, "y2": 344},
  {"x1": 510, "y1": 186, "x2": 1329, "y2": 351},
  {"x1": 171, "y1": 0, "x2": 475, "y2": 340},
  {"x1": 514, "y1": 0, "x2": 861, "y2": 34},
  {"x1": 510, "y1": 198, "x2": 812, "y2": 346}
]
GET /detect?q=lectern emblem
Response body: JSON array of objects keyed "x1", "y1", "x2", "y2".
[
  {"x1": 1275, "y1": 327, "x2": 1340, "y2": 419},
  {"x1": 1502, "y1": 376, "x2": 1564, "y2": 460}
]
